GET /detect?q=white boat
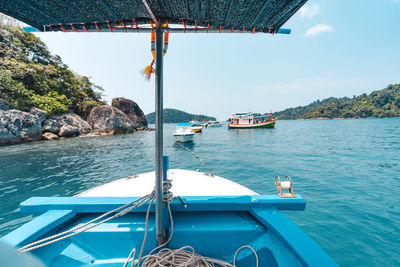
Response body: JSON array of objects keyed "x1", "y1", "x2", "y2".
[
  {"x1": 173, "y1": 123, "x2": 194, "y2": 142},
  {"x1": 207, "y1": 121, "x2": 223, "y2": 127}
]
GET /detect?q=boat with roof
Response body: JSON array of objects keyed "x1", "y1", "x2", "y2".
[
  {"x1": 173, "y1": 123, "x2": 194, "y2": 143},
  {"x1": 0, "y1": 0, "x2": 337, "y2": 266},
  {"x1": 228, "y1": 113, "x2": 277, "y2": 129}
]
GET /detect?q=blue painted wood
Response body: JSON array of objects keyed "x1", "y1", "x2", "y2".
[
  {"x1": 163, "y1": 155, "x2": 169, "y2": 181},
  {"x1": 22, "y1": 26, "x2": 37, "y2": 32},
  {"x1": 250, "y1": 208, "x2": 338, "y2": 267},
  {"x1": 0, "y1": 195, "x2": 338, "y2": 266},
  {"x1": 277, "y1": 28, "x2": 291, "y2": 34},
  {"x1": 19, "y1": 195, "x2": 306, "y2": 213},
  {"x1": 2, "y1": 210, "x2": 76, "y2": 247}
]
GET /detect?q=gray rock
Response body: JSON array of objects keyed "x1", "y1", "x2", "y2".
[
  {"x1": 75, "y1": 102, "x2": 101, "y2": 120},
  {"x1": 87, "y1": 105, "x2": 137, "y2": 134},
  {"x1": 42, "y1": 116, "x2": 61, "y2": 134},
  {"x1": 0, "y1": 123, "x2": 20, "y2": 146},
  {"x1": 59, "y1": 113, "x2": 92, "y2": 134},
  {"x1": 42, "y1": 132, "x2": 59, "y2": 140},
  {"x1": 112, "y1": 98, "x2": 148, "y2": 127},
  {"x1": 29, "y1": 107, "x2": 48, "y2": 123},
  {"x1": 0, "y1": 109, "x2": 42, "y2": 145},
  {"x1": 59, "y1": 125, "x2": 80, "y2": 137},
  {"x1": 42, "y1": 113, "x2": 91, "y2": 136},
  {"x1": 0, "y1": 99, "x2": 14, "y2": 111}
]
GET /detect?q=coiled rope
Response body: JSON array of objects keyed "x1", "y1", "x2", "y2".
[{"x1": 126, "y1": 180, "x2": 259, "y2": 267}]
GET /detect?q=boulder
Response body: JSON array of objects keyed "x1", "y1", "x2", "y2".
[
  {"x1": 59, "y1": 125, "x2": 80, "y2": 137},
  {"x1": 0, "y1": 121, "x2": 20, "y2": 146},
  {"x1": 75, "y1": 102, "x2": 100, "y2": 120},
  {"x1": 112, "y1": 98, "x2": 148, "y2": 127},
  {"x1": 59, "y1": 113, "x2": 92, "y2": 134},
  {"x1": 87, "y1": 105, "x2": 136, "y2": 134},
  {"x1": 0, "y1": 109, "x2": 42, "y2": 145},
  {"x1": 42, "y1": 132, "x2": 59, "y2": 140},
  {"x1": 42, "y1": 116, "x2": 61, "y2": 134},
  {"x1": 29, "y1": 108, "x2": 48, "y2": 123}
]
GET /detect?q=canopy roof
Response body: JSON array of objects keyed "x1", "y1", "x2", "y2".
[
  {"x1": 0, "y1": 0, "x2": 307, "y2": 34},
  {"x1": 254, "y1": 115, "x2": 271, "y2": 119}
]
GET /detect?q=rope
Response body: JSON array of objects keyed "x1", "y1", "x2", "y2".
[
  {"x1": 122, "y1": 248, "x2": 136, "y2": 267},
  {"x1": 233, "y1": 245, "x2": 259, "y2": 267},
  {"x1": 135, "y1": 198, "x2": 154, "y2": 266},
  {"x1": 20, "y1": 180, "x2": 259, "y2": 267},
  {"x1": 177, "y1": 142, "x2": 213, "y2": 175},
  {"x1": 130, "y1": 180, "x2": 259, "y2": 267},
  {"x1": 19, "y1": 194, "x2": 152, "y2": 252},
  {"x1": 141, "y1": 246, "x2": 236, "y2": 267},
  {"x1": 141, "y1": 0, "x2": 157, "y2": 24}
]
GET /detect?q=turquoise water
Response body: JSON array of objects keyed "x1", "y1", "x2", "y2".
[{"x1": 0, "y1": 119, "x2": 399, "y2": 266}]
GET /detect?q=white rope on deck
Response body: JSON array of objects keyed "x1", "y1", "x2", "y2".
[
  {"x1": 129, "y1": 180, "x2": 259, "y2": 267},
  {"x1": 19, "y1": 180, "x2": 259, "y2": 267},
  {"x1": 19, "y1": 194, "x2": 153, "y2": 252}
]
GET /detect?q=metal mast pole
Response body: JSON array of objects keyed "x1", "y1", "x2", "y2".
[{"x1": 155, "y1": 25, "x2": 165, "y2": 245}]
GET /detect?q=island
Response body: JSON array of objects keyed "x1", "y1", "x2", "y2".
[
  {"x1": 272, "y1": 84, "x2": 400, "y2": 120},
  {"x1": 146, "y1": 108, "x2": 216, "y2": 124}
]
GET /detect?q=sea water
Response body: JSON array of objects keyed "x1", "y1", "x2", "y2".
[{"x1": 0, "y1": 119, "x2": 399, "y2": 266}]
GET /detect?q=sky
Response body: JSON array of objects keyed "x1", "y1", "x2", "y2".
[{"x1": 25, "y1": 0, "x2": 400, "y2": 120}]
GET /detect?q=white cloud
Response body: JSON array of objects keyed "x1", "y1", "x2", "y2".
[
  {"x1": 299, "y1": 3, "x2": 320, "y2": 18},
  {"x1": 305, "y1": 24, "x2": 333, "y2": 37}
]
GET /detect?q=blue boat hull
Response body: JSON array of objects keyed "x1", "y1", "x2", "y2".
[{"x1": 1, "y1": 195, "x2": 337, "y2": 266}]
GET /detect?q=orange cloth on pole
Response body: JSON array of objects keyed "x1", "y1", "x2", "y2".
[{"x1": 142, "y1": 30, "x2": 169, "y2": 81}]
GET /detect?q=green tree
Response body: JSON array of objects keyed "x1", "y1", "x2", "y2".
[{"x1": 0, "y1": 16, "x2": 104, "y2": 114}]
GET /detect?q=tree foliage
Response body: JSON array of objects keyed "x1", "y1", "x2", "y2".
[
  {"x1": 146, "y1": 109, "x2": 216, "y2": 124},
  {"x1": 0, "y1": 17, "x2": 104, "y2": 114},
  {"x1": 273, "y1": 84, "x2": 400, "y2": 120}
]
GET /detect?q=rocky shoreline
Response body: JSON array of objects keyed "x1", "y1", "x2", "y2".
[{"x1": 0, "y1": 98, "x2": 153, "y2": 146}]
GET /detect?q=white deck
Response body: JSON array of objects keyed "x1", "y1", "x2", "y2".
[{"x1": 78, "y1": 169, "x2": 257, "y2": 197}]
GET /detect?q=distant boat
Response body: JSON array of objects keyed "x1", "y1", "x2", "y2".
[
  {"x1": 190, "y1": 122, "x2": 203, "y2": 133},
  {"x1": 228, "y1": 113, "x2": 277, "y2": 129},
  {"x1": 173, "y1": 123, "x2": 195, "y2": 142},
  {"x1": 207, "y1": 121, "x2": 223, "y2": 127}
]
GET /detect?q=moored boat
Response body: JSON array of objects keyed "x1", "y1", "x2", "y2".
[
  {"x1": 173, "y1": 123, "x2": 194, "y2": 143},
  {"x1": 228, "y1": 113, "x2": 277, "y2": 129},
  {"x1": 207, "y1": 121, "x2": 223, "y2": 127},
  {"x1": 190, "y1": 122, "x2": 203, "y2": 133}
]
